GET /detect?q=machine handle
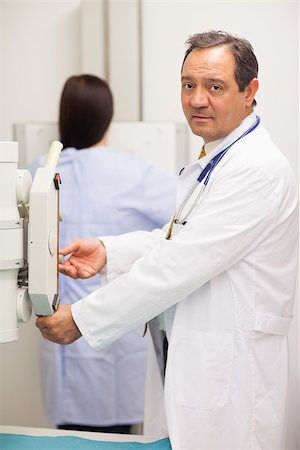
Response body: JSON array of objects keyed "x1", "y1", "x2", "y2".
[{"x1": 45, "y1": 141, "x2": 63, "y2": 169}]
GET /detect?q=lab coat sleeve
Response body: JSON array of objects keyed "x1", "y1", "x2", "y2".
[
  {"x1": 71, "y1": 161, "x2": 286, "y2": 351},
  {"x1": 98, "y1": 227, "x2": 168, "y2": 284}
]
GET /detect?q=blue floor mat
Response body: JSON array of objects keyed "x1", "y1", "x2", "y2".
[{"x1": 0, "y1": 433, "x2": 172, "y2": 450}]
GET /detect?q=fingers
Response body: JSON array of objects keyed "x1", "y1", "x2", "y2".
[
  {"x1": 58, "y1": 260, "x2": 96, "y2": 279},
  {"x1": 58, "y1": 240, "x2": 80, "y2": 278},
  {"x1": 58, "y1": 254, "x2": 83, "y2": 276},
  {"x1": 58, "y1": 238, "x2": 103, "y2": 279},
  {"x1": 59, "y1": 240, "x2": 80, "y2": 257},
  {"x1": 35, "y1": 305, "x2": 82, "y2": 344},
  {"x1": 58, "y1": 262, "x2": 79, "y2": 278},
  {"x1": 36, "y1": 316, "x2": 55, "y2": 341},
  {"x1": 76, "y1": 268, "x2": 96, "y2": 279}
]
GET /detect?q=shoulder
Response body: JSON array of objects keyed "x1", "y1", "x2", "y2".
[
  {"x1": 217, "y1": 126, "x2": 297, "y2": 201},
  {"x1": 225, "y1": 126, "x2": 291, "y2": 174}
]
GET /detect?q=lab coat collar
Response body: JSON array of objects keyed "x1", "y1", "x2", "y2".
[{"x1": 185, "y1": 112, "x2": 257, "y2": 171}]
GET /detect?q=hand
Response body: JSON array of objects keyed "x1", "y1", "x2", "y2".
[
  {"x1": 58, "y1": 238, "x2": 106, "y2": 279},
  {"x1": 36, "y1": 304, "x2": 81, "y2": 344}
]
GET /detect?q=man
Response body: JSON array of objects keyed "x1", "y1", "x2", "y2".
[{"x1": 36, "y1": 31, "x2": 298, "y2": 450}]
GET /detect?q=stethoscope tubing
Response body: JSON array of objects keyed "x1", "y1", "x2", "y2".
[{"x1": 174, "y1": 116, "x2": 261, "y2": 225}]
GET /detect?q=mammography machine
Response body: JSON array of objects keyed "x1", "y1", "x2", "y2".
[{"x1": 0, "y1": 140, "x2": 62, "y2": 343}]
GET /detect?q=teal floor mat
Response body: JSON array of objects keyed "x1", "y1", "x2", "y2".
[{"x1": 0, "y1": 433, "x2": 171, "y2": 450}]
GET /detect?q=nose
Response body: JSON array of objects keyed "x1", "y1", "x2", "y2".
[{"x1": 190, "y1": 88, "x2": 209, "y2": 108}]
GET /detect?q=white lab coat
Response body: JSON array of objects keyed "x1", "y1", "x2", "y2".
[
  {"x1": 28, "y1": 146, "x2": 176, "y2": 426},
  {"x1": 72, "y1": 114, "x2": 298, "y2": 449}
]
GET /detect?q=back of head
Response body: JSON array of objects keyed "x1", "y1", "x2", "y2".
[
  {"x1": 59, "y1": 74, "x2": 114, "y2": 150},
  {"x1": 182, "y1": 30, "x2": 258, "y2": 105}
]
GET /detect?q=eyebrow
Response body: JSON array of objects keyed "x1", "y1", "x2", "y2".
[
  {"x1": 181, "y1": 76, "x2": 193, "y2": 82},
  {"x1": 181, "y1": 75, "x2": 225, "y2": 84}
]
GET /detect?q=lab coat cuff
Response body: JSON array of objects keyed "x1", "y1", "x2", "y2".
[
  {"x1": 97, "y1": 234, "x2": 133, "y2": 283},
  {"x1": 71, "y1": 301, "x2": 94, "y2": 348},
  {"x1": 71, "y1": 297, "x2": 120, "y2": 351}
]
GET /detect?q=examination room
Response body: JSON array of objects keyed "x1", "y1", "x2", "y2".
[{"x1": 0, "y1": 1, "x2": 299, "y2": 450}]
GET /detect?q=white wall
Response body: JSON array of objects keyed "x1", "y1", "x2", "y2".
[
  {"x1": 141, "y1": 0, "x2": 299, "y2": 173},
  {"x1": 107, "y1": 0, "x2": 141, "y2": 120},
  {"x1": 0, "y1": 1, "x2": 298, "y2": 448},
  {"x1": 0, "y1": 0, "x2": 82, "y2": 140}
]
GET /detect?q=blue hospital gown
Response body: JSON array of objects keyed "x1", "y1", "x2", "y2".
[{"x1": 28, "y1": 146, "x2": 176, "y2": 426}]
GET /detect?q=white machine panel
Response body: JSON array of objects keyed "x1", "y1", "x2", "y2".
[
  {"x1": 14, "y1": 121, "x2": 189, "y2": 175},
  {"x1": 0, "y1": 140, "x2": 62, "y2": 342},
  {"x1": 0, "y1": 142, "x2": 24, "y2": 343},
  {"x1": 28, "y1": 142, "x2": 62, "y2": 316},
  {"x1": 28, "y1": 167, "x2": 61, "y2": 315}
]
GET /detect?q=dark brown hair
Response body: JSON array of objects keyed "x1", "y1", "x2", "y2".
[
  {"x1": 182, "y1": 31, "x2": 258, "y2": 105},
  {"x1": 59, "y1": 74, "x2": 113, "y2": 150}
]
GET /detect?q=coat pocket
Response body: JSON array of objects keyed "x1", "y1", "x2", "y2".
[{"x1": 171, "y1": 329, "x2": 234, "y2": 410}]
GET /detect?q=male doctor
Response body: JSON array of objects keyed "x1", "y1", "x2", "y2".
[{"x1": 36, "y1": 31, "x2": 298, "y2": 450}]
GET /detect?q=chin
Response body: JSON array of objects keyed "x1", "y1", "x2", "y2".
[
  {"x1": 188, "y1": 121, "x2": 205, "y2": 134},
  {"x1": 190, "y1": 126, "x2": 207, "y2": 140}
]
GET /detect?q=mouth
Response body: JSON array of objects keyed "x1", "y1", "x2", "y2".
[{"x1": 191, "y1": 115, "x2": 212, "y2": 122}]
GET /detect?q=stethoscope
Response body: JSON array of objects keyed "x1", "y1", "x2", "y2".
[{"x1": 173, "y1": 116, "x2": 261, "y2": 226}]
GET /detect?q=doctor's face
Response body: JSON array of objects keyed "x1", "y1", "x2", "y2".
[{"x1": 181, "y1": 46, "x2": 257, "y2": 143}]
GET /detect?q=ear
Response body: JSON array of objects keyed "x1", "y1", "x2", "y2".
[{"x1": 245, "y1": 78, "x2": 259, "y2": 106}]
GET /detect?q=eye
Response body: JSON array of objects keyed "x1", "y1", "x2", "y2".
[
  {"x1": 182, "y1": 82, "x2": 193, "y2": 90},
  {"x1": 210, "y1": 85, "x2": 222, "y2": 92}
]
